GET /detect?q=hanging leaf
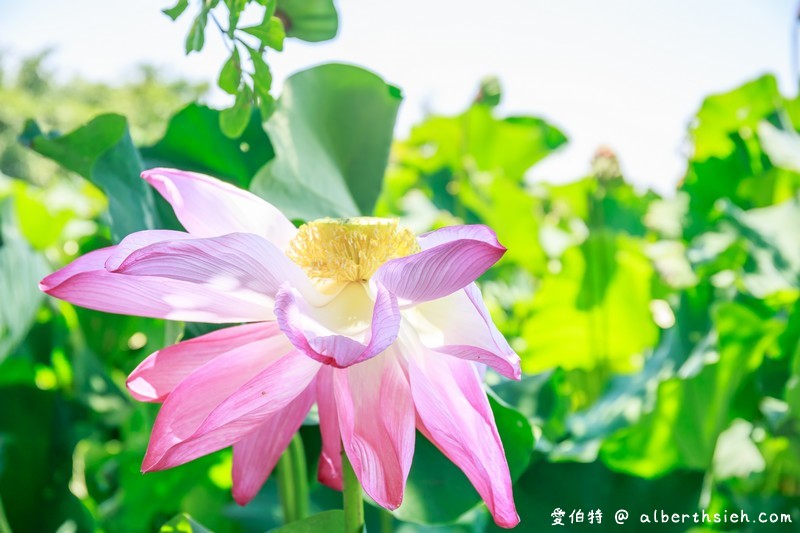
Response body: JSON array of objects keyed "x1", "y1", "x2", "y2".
[
  {"x1": 276, "y1": 0, "x2": 338, "y2": 42},
  {"x1": 240, "y1": 16, "x2": 286, "y2": 51},
  {"x1": 218, "y1": 48, "x2": 241, "y2": 95},
  {"x1": 162, "y1": 0, "x2": 189, "y2": 21},
  {"x1": 220, "y1": 85, "x2": 254, "y2": 139}
]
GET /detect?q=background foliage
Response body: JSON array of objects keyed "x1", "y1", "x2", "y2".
[{"x1": 2, "y1": 2, "x2": 800, "y2": 531}]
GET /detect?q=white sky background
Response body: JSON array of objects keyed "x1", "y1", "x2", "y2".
[{"x1": 1, "y1": 0, "x2": 797, "y2": 194}]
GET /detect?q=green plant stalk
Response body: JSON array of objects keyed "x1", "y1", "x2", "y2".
[
  {"x1": 276, "y1": 449, "x2": 297, "y2": 524},
  {"x1": 276, "y1": 433, "x2": 310, "y2": 524},
  {"x1": 342, "y1": 450, "x2": 365, "y2": 533},
  {"x1": 0, "y1": 495, "x2": 11, "y2": 533},
  {"x1": 289, "y1": 433, "x2": 310, "y2": 520}
]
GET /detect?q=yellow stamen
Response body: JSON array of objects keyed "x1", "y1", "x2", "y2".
[{"x1": 287, "y1": 217, "x2": 419, "y2": 284}]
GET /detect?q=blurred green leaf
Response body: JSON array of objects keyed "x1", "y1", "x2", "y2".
[
  {"x1": 721, "y1": 197, "x2": 800, "y2": 298},
  {"x1": 162, "y1": 0, "x2": 190, "y2": 21},
  {"x1": 399, "y1": 105, "x2": 566, "y2": 183},
  {"x1": 681, "y1": 75, "x2": 800, "y2": 235},
  {"x1": 251, "y1": 63, "x2": 401, "y2": 219},
  {"x1": 692, "y1": 75, "x2": 782, "y2": 161},
  {"x1": 248, "y1": 46, "x2": 273, "y2": 94},
  {"x1": 241, "y1": 16, "x2": 286, "y2": 51},
  {"x1": 159, "y1": 513, "x2": 213, "y2": 532},
  {"x1": 521, "y1": 232, "x2": 658, "y2": 373},
  {"x1": 268, "y1": 510, "x2": 344, "y2": 532},
  {"x1": 0, "y1": 386, "x2": 94, "y2": 532},
  {"x1": 141, "y1": 103, "x2": 274, "y2": 189},
  {"x1": 185, "y1": 10, "x2": 209, "y2": 54},
  {"x1": 460, "y1": 177, "x2": 546, "y2": 272},
  {"x1": 225, "y1": 0, "x2": 247, "y2": 33},
  {"x1": 218, "y1": 49, "x2": 241, "y2": 95},
  {"x1": 220, "y1": 85, "x2": 253, "y2": 138},
  {"x1": 276, "y1": 0, "x2": 338, "y2": 42},
  {"x1": 601, "y1": 301, "x2": 783, "y2": 477},
  {"x1": 0, "y1": 201, "x2": 48, "y2": 362},
  {"x1": 23, "y1": 114, "x2": 159, "y2": 242}
]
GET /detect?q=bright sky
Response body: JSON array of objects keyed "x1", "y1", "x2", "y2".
[{"x1": 1, "y1": 0, "x2": 797, "y2": 193}]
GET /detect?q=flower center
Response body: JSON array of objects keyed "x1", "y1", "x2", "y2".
[{"x1": 287, "y1": 217, "x2": 419, "y2": 285}]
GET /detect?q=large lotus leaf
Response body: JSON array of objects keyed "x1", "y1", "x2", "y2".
[
  {"x1": 691, "y1": 75, "x2": 782, "y2": 161},
  {"x1": 600, "y1": 302, "x2": 783, "y2": 478},
  {"x1": 141, "y1": 104, "x2": 274, "y2": 189},
  {"x1": 521, "y1": 232, "x2": 658, "y2": 373},
  {"x1": 681, "y1": 75, "x2": 800, "y2": 233},
  {"x1": 398, "y1": 105, "x2": 566, "y2": 182},
  {"x1": 21, "y1": 115, "x2": 159, "y2": 241},
  {"x1": 250, "y1": 63, "x2": 401, "y2": 220},
  {"x1": 459, "y1": 177, "x2": 546, "y2": 273},
  {"x1": 721, "y1": 197, "x2": 800, "y2": 298},
  {"x1": 0, "y1": 201, "x2": 48, "y2": 362},
  {"x1": 0, "y1": 386, "x2": 94, "y2": 532}
]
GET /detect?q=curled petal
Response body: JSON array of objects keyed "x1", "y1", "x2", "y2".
[
  {"x1": 416, "y1": 224, "x2": 502, "y2": 251},
  {"x1": 374, "y1": 224, "x2": 505, "y2": 304},
  {"x1": 334, "y1": 351, "x2": 415, "y2": 509},
  {"x1": 104, "y1": 230, "x2": 193, "y2": 270},
  {"x1": 127, "y1": 322, "x2": 280, "y2": 402},
  {"x1": 231, "y1": 383, "x2": 316, "y2": 505},
  {"x1": 411, "y1": 283, "x2": 521, "y2": 379},
  {"x1": 40, "y1": 247, "x2": 273, "y2": 323},
  {"x1": 142, "y1": 330, "x2": 295, "y2": 471},
  {"x1": 142, "y1": 168, "x2": 297, "y2": 249},
  {"x1": 39, "y1": 247, "x2": 114, "y2": 290},
  {"x1": 114, "y1": 232, "x2": 325, "y2": 306},
  {"x1": 275, "y1": 282, "x2": 400, "y2": 368},
  {"x1": 405, "y1": 336, "x2": 519, "y2": 528},
  {"x1": 316, "y1": 366, "x2": 343, "y2": 490}
]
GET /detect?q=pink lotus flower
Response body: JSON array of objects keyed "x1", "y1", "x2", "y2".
[{"x1": 40, "y1": 168, "x2": 522, "y2": 528}]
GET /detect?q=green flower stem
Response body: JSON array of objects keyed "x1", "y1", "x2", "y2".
[
  {"x1": 342, "y1": 450, "x2": 365, "y2": 533},
  {"x1": 289, "y1": 433, "x2": 310, "y2": 520},
  {"x1": 276, "y1": 433, "x2": 310, "y2": 524},
  {"x1": 0, "y1": 495, "x2": 11, "y2": 533}
]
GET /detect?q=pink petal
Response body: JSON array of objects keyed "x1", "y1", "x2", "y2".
[
  {"x1": 406, "y1": 339, "x2": 519, "y2": 528},
  {"x1": 39, "y1": 246, "x2": 114, "y2": 291},
  {"x1": 145, "y1": 351, "x2": 321, "y2": 471},
  {"x1": 142, "y1": 331, "x2": 295, "y2": 471},
  {"x1": 114, "y1": 232, "x2": 324, "y2": 306},
  {"x1": 416, "y1": 224, "x2": 502, "y2": 251},
  {"x1": 142, "y1": 168, "x2": 297, "y2": 249},
  {"x1": 231, "y1": 382, "x2": 316, "y2": 505},
  {"x1": 374, "y1": 225, "x2": 505, "y2": 303},
  {"x1": 127, "y1": 322, "x2": 279, "y2": 402},
  {"x1": 105, "y1": 230, "x2": 193, "y2": 270},
  {"x1": 275, "y1": 283, "x2": 400, "y2": 368},
  {"x1": 412, "y1": 283, "x2": 520, "y2": 379},
  {"x1": 316, "y1": 366, "x2": 342, "y2": 490},
  {"x1": 334, "y1": 351, "x2": 415, "y2": 510},
  {"x1": 41, "y1": 263, "x2": 273, "y2": 323}
]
